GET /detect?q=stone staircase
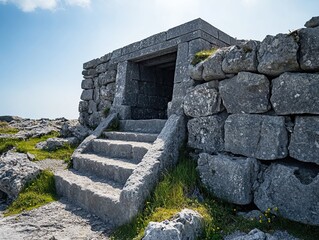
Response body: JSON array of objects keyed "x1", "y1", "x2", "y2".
[{"x1": 55, "y1": 119, "x2": 166, "y2": 226}]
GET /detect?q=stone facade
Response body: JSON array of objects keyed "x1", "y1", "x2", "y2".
[
  {"x1": 79, "y1": 18, "x2": 236, "y2": 128},
  {"x1": 188, "y1": 17, "x2": 319, "y2": 226}
]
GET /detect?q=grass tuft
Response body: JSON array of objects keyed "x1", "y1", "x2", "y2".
[
  {"x1": 111, "y1": 149, "x2": 319, "y2": 240},
  {"x1": 0, "y1": 121, "x2": 19, "y2": 134},
  {"x1": 191, "y1": 48, "x2": 218, "y2": 66},
  {"x1": 5, "y1": 170, "x2": 57, "y2": 216}
]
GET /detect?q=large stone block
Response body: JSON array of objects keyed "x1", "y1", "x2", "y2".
[
  {"x1": 257, "y1": 34, "x2": 299, "y2": 76},
  {"x1": 183, "y1": 82, "x2": 223, "y2": 117},
  {"x1": 198, "y1": 153, "x2": 259, "y2": 205},
  {"x1": 222, "y1": 40, "x2": 259, "y2": 74},
  {"x1": 202, "y1": 49, "x2": 226, "y2": 81},
  {"x1": 299, "y1": 27, "x2": 319, "y2": 71},
  {"x1": 81, "y1": 79, "x2": 93, "y2": 89},
  {"x1": 289, "y1": 116, "x2": 319, "y2": 165},
  {"x1": 271, "y1": 72, "x2": 319, "y2": 115},
  {"x1": 224, "y1": 114, "x2": 288, "y2": 160},
  {"x1": 219, "y1": 72, "x2": 270, "y2": 114},
  {"x1": 187, "y1": 113, "x2": 227, "y2": 153},
  {"x1": 80, "y1": 89, "x2": 93, "y2": 101},
  {"x1": 254, "y1": 163, "x2": 319, "y2": 225}
]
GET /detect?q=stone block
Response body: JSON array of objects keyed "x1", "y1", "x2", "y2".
[
  {"x1": 99, "y1": 52, "x2": 111, "y2": 63},
  {"x1": 83, "y1": 58, "x2": 99, "y2": 69},
  {"x1": 188, "y1": 113, "x2": 227, "y2": 153},
  {"x1": 122, "y1": 41, "x2": 141, "y2": 55},
  {"x1": 289, "y1": 116, "x2": 319, "y2": 165},
  {"x1": 219, "y1": 72, "x2": 270, "y2": 114},
  {"x1": 218, "y1": 30, "x2": 231, "y2": 44},
  {"x1": 81, "y1": 79, "x2": 93, "y2": 89},
  {"x1": 257, "y1": 33, "x2": 300, "y2": 76},
  {"x1": 100, "y1": 87, "x2": 114, "y2": 101},
  {"x1": 198, "y1": 153, "x2": 259, "y2": 205},
  {"x1": 88, "y1": 100, "x2": 97, "y2": 114},
  {"x1": 271, "y1": 72, "x2": 319, "y2": 115},
  {"x1": 183, "y1": 82, "x2": 224, "y2": 117},
  {"x1": 140, "y1": 32, "x2": 167, "y2": 49},
  {"x1": 188, "y1": 38, "x2": 211, "y2": 56},
  {"x1": 222, "y1": 40, "x2": 259, "y2": 74},
  {"x1": 78, "y1": 101, "x2": 88, "y2": 112},
  {"x1": 111, "y1": 48, "x2": 122, "y2": 58},
  {"x1": 174, "y1": 42, "x2": 190, "y2": 83},
  {"x1": 299, "y1": 27, "x2": 319, "y2": 71},
  {"x1": 254, "y1": 162, "x2": 319, "y2": 225},
  {"x1": 224, "y1": 114, "x2": 288, "y2": 160},
  {"x1": 188, "y1": 62, "x2": 203, "y2": 81},
  {"x1": 96, "y1": 62, "x2": 109, "y2": 73},
  {"x1": 80, "y1": 89, "x2": 93, "y2": 101},
  {"x1": 97, "y1": 99, "x2": 112, "y2": 111},
  {"x1": 202, "y1": 49, "x2": 226, "y2": 81},
  {"x1": 93, "y1": 88, "x2": 100, "y2": 102},
  {"x1": 82, "y1": 69, "x2": 98, "y2": 77}
]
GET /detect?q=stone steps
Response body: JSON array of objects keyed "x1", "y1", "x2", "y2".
[
  {"x1": 103, "y1": 131, "x2": 158, "y2": 143},
  {"x1": 119, "y1": 119, "x2": 167, "y2": 133},
  {"x1": 73, "y1": 153, "x2": 137, "y2": 185},
  {"x1": 90, "y1": 139, "x2": 151, "y2": 163},
  {"x1": 55, "y1": 170, "x2": 123, "y2": 224},
  {"x1": 55, "y1": 118, "x2": 168, "y2": 226}
]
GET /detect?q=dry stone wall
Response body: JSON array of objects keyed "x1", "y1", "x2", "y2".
[{"x1": 188, "y1": 18, "x2": 319, "y2": 226}]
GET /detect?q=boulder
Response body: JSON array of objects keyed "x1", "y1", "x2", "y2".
[
  {"x1": 60, "y1": 120, "x2": 90, "y2": 141},
  {"x1": 188, "y1": 62, "x2": 204, "y2": 81},
  {"x1": 224, "y1": 114, "x2": 288, "y2": 160},
  {"x1": 183, "y1": 82, "x2": 223, "y2": 117},
  {"x1": 36, "y1": 137, "x2": 78, "y2": 151},
  {"x1": 188, "y1": 113, "x2": 227, "y2": 153},
  {"x1": 202, "y1": 49, "x2": 226, "y2": 81},
  {"x1": 219, "y1": 72, "x2": 270, "y2": 114},
  {"x1": 257, "y1": 34, "x2": 299, "y2": 76},
  {"x1": 289, "y1": 116, "x2": 319, "y2": 165},
  {"x1": 270, "y1": 72, "x2": 319, "y2": 115},
  {"x1": 299, "y1": 27, "x2": 319, "y2": 71},
  {"x1": 0, "y1": 151, "x2": 40, "y2": 199},
  {"x1": 304, "y1": 16, "x2": 319, "y2": 28},
  {"x1": 222, "y1": 40, "x2": 259, "y2": 74},
  {"x1": 254, "y1": 162, "x2": 319, "y2": 225},
  {"x1": 143, "y1": 209, "x2": 203, "y2": 240},
  {"x1": 197, "y1": 153, "x2": 259, "y2": 205}
]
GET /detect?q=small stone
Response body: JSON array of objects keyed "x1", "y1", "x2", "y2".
[
  {"x1": 81, "y1": 79, "x2": 93, "y2": 89},
  {"x1": 80, "y1": 90, "x2": 93, "y2": 101}
]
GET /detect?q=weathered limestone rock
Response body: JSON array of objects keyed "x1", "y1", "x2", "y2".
[
  {"x1": 96, "y1": 62, "x2": 109, "y2": 73},
  {"x1": 188, "y1": 61, "x2": 204, "y2": 81},
  {"x1": 88, "y1": 112, "x2": 102, "y2": 129},
  {"x1": 304, "y1": 16, "x2": 319, "y2": 28},
  {"x1": 257, "y1": 34, "x2": 299, "y2": 76},
  {"x1": 289, "y1": 116, "x2": 319, "y2": 164},
  {"x1": 202, "y1": 49, "x2": 226, "y2": 81},
  {"x1": 188, "y1": 113, "x2": 227, "y2": 153},
  {"x1": 78, "y1": 101, "x2": 88, "y2": 113},
  {"x1": 80, "y1": 90, "x2": 93, "y2": 101},
  {"x1": 225, "y1": 228, "x2": 298, "y2": 240},
  {"x1": 197, "y1": 153, "x2": 259, "y2": 205},
  {"x1": 88, "y1": 100, "x2": 97, "y2": 114},
  {"x1": 36, "y1": 137, "x2": 78, "y2": 151},
  {"x1": 0, "y1": 151, "x2": 40, "y2": 199},
  {"x1": 60, "y1": 120, "x2": 90, "y2": 141},
  {"x1": 81, "y1": 79, "x2": 93, "y2": 89},
  {"x1": 183, "y1": 82, "x2": 223, "y2": 117},
  {"x1": 143, "y1": 209, "x2": 203, "y2": 240},
  {"x1": 219, "y1": 72, "x2": 270, "y2": 114},
  {"x1": 222, "y1": 40, "x2": 259, "y2": 73},
  {"x1": 224, "y1": 114, "x2": 288, "y2": 160},
  {"x1": 299, "y1": 27, "x2": 319, "y2": 71},
  {"x1": 254, "y1": 163, "x2": 319, "y2": 225},
  {"x1": 271, "y1": 72, "x2": 319, "y2": 115}
]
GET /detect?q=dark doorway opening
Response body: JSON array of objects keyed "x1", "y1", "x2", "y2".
[{"x1": 131, "y1": 52, "x2": 176, "y2": 120}]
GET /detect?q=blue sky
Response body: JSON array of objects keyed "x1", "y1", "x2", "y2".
[{"x1": 0, "y1": 0, "x2": 318, "y2": 119}]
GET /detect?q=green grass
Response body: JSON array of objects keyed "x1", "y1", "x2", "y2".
[
  {"x1": 111, "y1": 149, "x2": 319, "y2": 240},
  {"x1": 5, "y1": 170, "x2": 57, "y2": 216},
  {"x1": 191, "y1": 48, "x2": 218, "y2": 66},
  {"x1": 0, "y1": 132, "x2": 77, "y2": 163},
  {"x1": 0, "y1": 121, "x2": 19, "y2": 134}
]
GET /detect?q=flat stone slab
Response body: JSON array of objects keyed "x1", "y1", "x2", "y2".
[
  {"x1": 254, "y1": 162, "x2": 319, "y2": 226},
  {"x1": 289, "y1": 116, "x2": 319, "y2": 165},
  {"x1": 197, "y1": 153, "x2": 259, "y2": 205},
  {"x1": 224, "y1": 114, "x2": 288, "y2": 160},
  {"x1": 271, "y1": 72, "x2": 319, "y2": 115}
]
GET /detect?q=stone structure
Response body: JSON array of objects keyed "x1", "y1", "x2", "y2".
[
  {"x1": 188, "y1": 17, "x2": 319, "y2": 226},
  {"x1": 79, "y1": 18, "x2": 236, "y2": 128}
]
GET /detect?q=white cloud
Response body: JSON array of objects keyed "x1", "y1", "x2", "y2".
[{"x1": 0, "y1": 0, "x2": 91, "y2": 11}]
